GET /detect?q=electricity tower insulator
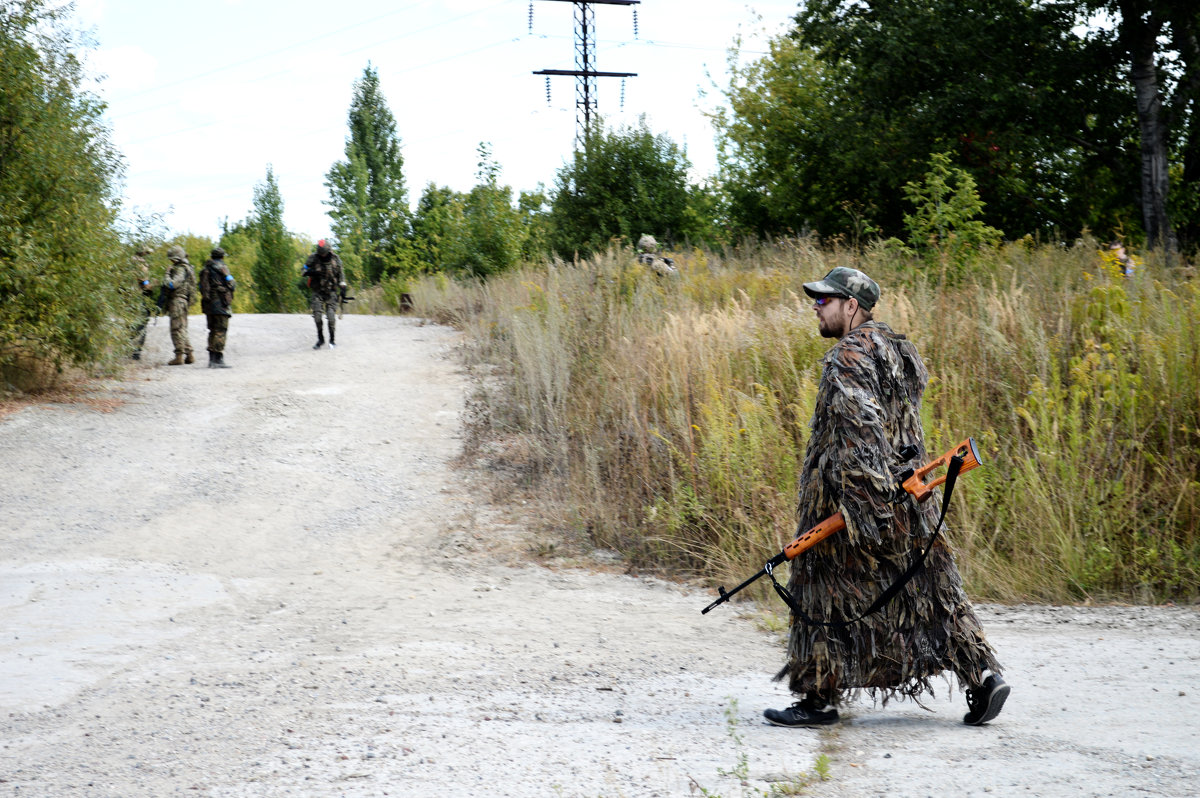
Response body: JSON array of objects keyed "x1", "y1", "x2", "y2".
[{"x1": 532, "y1": 1, "x2": 639, "y2": 150}]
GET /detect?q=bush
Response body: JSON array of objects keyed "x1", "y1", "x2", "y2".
[{"x1": 0, "y1": 1, "x2": 128, "y2": 389}]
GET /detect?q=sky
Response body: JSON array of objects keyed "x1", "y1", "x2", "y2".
[{"x1": 72, "y1": 0, "x2": 800, "y2": 240}]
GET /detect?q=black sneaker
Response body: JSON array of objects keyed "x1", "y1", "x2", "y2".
[
  {"x1": 963, "y1": 674, "x2": 1010, "y2": 726},
  {"x1": 763, "y1": 701, "x2": 838, "y2": 728}
]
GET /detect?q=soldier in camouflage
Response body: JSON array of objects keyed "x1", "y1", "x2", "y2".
[
  {"x1": 163, "y1": 245, "x2": 195, "y2": 366},
  {"x1": 635, "y1": 234, "x2": 678, "y2": 277},
  {"x1": 303, "y1": 239, "x2": 346, "y2": 349},
  {"x1": 763, "y1": 266, "x2": 1009, "y2": 729},
  {"x1": 198, "y1": 247, "x2": 236, "y2": 368},
  {"x1": 129, "y1": 247, "x2": 156, "y2": 361}
]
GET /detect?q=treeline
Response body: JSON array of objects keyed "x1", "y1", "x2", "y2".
[{"x1": 4, "y1": 0, "x2": 1200, "y2": 388}]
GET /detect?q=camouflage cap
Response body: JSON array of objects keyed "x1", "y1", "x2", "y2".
[
  {"x1": 166, "y1": 245, "x2": 188, "y2": 263},
  {"x1": 211, "y1": 247, "x2": 226, "y2": 260},
  {"x1": 803, "y1": 266, "x2": 880, "y2": 310}
]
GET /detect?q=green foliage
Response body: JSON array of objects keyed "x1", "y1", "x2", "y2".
[
  {"x1": 410, "y1": 147, "x2": 547, "y2": 279},
  {"x1": 0, "y1": 0, "x2": 129, "y2": 388},
  {"x1": 324, "y1": 63, "x2": 415, "y2": 284},
  {"x1": 252, "y1": 166, "x2": 305, "y2": 313},
  {"x1": 518, "y1": 185, "x2": 553, "y2": 262},
  {"x1": 412, "y1": 183, "x2": 468, "y2": 273},
  {"x1": 715, "y1": 2, "x2": 1142, "y2": 243},
  {"x1": 710, "y1": 31, "x2": 852, "y2": 238},
  {"x1": 549, "y1": 116, "x2": 695, "y2": 258},
  {"x1": 460, "y1": 143, "x2": 525, "y2": 278},
  {"x1": 894, "y1": 152, "x2": 1003, "y2": 282},
  {"x1": 216, "y1": 220, "x2": 261, "y2": 314}
]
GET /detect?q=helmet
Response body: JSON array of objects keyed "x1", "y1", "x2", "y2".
[
  {"x1": 211, "y1": 247, "x2": 226, "y2": 260},
  {"x1": 166, "y1": 245, "x2": 188, "y2": 262},
  {"x1": 636, "y1": 234, "x2": 658, "y2": 254},
  {"x1": 316, "y1": 239, "x2": 331, "y2": 257}
]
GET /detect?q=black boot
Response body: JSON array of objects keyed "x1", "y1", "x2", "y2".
[
  {"x1": 314, "y1": 321, "x2": 325, "y2": 349},
  {"x1": 329, "y1": 327, "x2": 336, "y2": 349},
  {"x1": 210, "y1": 351, "x2": 231, "y2": 369},
  {"x1": 763, "y1": 692, "x2": 839, "y2": 728}
]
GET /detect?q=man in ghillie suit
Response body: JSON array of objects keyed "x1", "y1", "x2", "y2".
[
  {"x1": 764, "y1": 267, "x2": 1009, "y2": 728},
  {"x1": 163, "y1": 245, "x2": 195, "y2": 366},
  {"x1": 303, "y1": 239, "x2": 346, "y2": 349},
  {"x1": 635, "y1": 234, "x2": 678, "y2": 277},
  {"x1": 198, "y1": 247, "x2": 235, "y2": 368}
]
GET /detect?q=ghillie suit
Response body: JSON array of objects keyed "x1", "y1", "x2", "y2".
[
  {"x1": 635, "y1": 234, "x2": 677, "y2": 277},
  {"x1": 777, "y1": 320, "x2": 1001, "y2": 704}
]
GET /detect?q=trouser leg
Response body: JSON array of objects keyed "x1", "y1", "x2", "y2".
[
  {"x1": 206, "y1": 314, "x2": 228, "y2": 354},
  {"x1": 131, "y1": 307, "x2": 151, "y2": 357},
  {"x1": 325, "y1": 303, "x2": 337, "y2": 344}
]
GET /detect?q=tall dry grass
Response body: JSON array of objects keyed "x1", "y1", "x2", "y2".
[{"x1": 413, "y1": 238, "x2": 1200, "y2": 603}]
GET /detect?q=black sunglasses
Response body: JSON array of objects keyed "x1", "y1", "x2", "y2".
[{"x1": 813, "y1": 295, "x2": 847, "y2": 306}]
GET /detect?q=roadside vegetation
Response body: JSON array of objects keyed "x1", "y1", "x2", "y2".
[{"x1": 410, "y1": 236, "x2": 1200, "y2": 605}]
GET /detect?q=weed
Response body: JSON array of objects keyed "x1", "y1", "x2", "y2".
[{"x1": 418, "y1": 238, "x2": 1200, "y2": 603}]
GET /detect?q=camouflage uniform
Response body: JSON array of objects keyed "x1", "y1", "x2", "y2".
[
  {"x1": 303, "y1": 240, "x2": 345, "y2": 349},
  {"x1": 164, "y1": 245, "x2": 195, "y2": 365},
  {"x1": 198, "y1": 248, "x2": 235, "y2": 368},
  {"x1": 130, "y1": 249, "x2": 156, "y2": 360},
  {"x1": 636, "y1": 234, "x2": 678, "y2": 277},
  {"x1": 774, "y1": 267, "x2": 1003, "y2": 720}
]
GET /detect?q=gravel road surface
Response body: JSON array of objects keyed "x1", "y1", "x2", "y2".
[{"x1": 1, "y1": 313, "x2": 1196, "y2": 797}]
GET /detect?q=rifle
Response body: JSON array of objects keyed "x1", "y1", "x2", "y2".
[
  {"x1": 700, "y1": 438, "x2": 982, "y2": 615},
  {"x1": 338, "y1": 286, "x2": 354, "y2": 319},
  {"x1": 154, "y1": 284, "x2": 170, "y2": 315}
]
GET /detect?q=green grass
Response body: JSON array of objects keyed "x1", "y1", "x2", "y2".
[{"x1": 412, "y1": 238, "x2": 1200, "y2": 604}]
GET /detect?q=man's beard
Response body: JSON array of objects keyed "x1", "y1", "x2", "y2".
[{"x1": 818, "y1": 320, "x2": 842, "y2": 339}]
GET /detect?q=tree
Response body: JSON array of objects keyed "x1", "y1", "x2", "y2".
[
  {"x1": 1093, "y1": 0, "x2": 1200, "y2": 251},
  {"x1": 411, "y1": 183, "x2": 468, "y2": 273},
  {"x1": 411, "y1": 148, "x2": 547, "y2": 276},
  {"x1": 324, "y1": 63, "x2": 414, "y2": 284},
  {"x1": 517, "y1": 185, "x2": 553, "y2": 262},
  {"x1": 715, "y1": 2, "x2": 1143, "y2": 243},
  {"x1": 0, "y1": 0, "x2": 127, "y2": 386},
  {"x1": 896, "y1": 152, "x2": 1003, "y2": 283},
  {"x1": 710, "y1": 33, "x2": 853, "y2": 238},
  {"x1": 461, "y1": 144, "x2": 524, "y2": 278},
  {"x1": 549, "y1": 117, "x2": 694, "y2": 258},
  {"x1": 216, "y1": 218, "x2": 261, "y2": 314},
  {"x1": 251, "y1": 166, "x2": 302, "y2": 313}
]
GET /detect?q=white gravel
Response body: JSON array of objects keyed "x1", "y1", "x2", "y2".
[{"x1": 0, "y1": 313, "x2": 1197, "y2": 797}]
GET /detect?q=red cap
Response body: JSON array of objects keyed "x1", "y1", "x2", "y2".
[{"x1": 317, "y1": 239, "x2": 326, "y2": 247}]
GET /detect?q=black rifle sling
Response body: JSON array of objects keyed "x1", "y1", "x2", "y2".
[{"x1": 767, "y1": 453, "x2": 965, "y2": 629}]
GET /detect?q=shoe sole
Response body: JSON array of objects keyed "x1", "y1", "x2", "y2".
[
  {"x1": 763, "y1": 713, "x2": 838, "y2": 728},
  {"x1": 964, "y1": 682, "x2": 1010, "y2": 726}
]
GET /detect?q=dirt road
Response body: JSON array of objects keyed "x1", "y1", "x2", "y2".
[{"x1": 1, "y1": 314, "x2": 1197, "y2": 797}]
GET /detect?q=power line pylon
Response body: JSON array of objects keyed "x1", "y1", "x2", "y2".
[{"x1": 532, "y1": 0, "x2": 640, "y2": 151}]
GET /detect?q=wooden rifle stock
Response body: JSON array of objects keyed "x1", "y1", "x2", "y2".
[{"x1": 701, "y1": 438, "x2": 981, "y2": 614}]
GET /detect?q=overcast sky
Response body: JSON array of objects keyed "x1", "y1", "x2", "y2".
[{"x1": 74, "y1": 0, "x2": 799, "y2": 239}]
